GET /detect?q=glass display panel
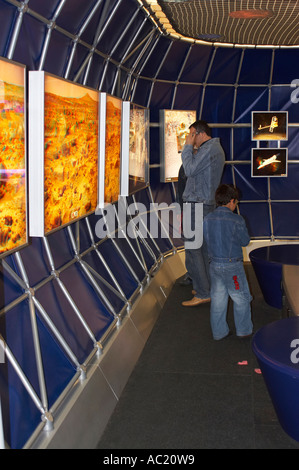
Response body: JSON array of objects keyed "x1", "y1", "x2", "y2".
[
  {"x1": 160, "y1": 109, "x2": 196, "y2": 182},
  {"x1": 0, "y1": 57, "x2": 27, "y2": 257}
]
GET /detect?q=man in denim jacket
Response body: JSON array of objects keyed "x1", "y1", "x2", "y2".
[
  {"x1": 203, "y1": 184, "x2": 253, "y2": 340},
  {"x1": 181, "y1": 120, "x2": 225, "y2": 306}
]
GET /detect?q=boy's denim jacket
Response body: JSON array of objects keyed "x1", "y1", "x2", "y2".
[
  {"x1": 182, "y1": 138, "x2": 225, "y2": 205},
  {"x1": 203, "y1": 206, "x2": 250, "y2": 263}
]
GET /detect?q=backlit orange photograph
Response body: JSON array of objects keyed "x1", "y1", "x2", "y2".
[
  {"x1": 0, "y1": 58, "x2": 26, "y2": 256},
  {"x1": 104, "y1": 95, "x2": 122, "y2": 203},
  {"x1": 44, "y1": 75, "x2": 99, "y2": 233}
]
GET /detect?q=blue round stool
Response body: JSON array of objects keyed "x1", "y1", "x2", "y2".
[
  {"x1": 252, "y1": 317, "x2": 299, "y2": 441},
  {"x1": 249, "y1": 245, "x2": 299, "y2": 309}
]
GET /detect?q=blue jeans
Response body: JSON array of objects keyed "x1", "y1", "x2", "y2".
[
  {"x1": 209, "y1": 261, "x2": 253, "y2": 340},
  {"x1": 184, "y1": 204, "x2": 214, "y2": 299}
]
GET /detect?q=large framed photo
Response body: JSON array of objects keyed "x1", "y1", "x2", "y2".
[
  {"x1": 160, "y1": 109, "x2": 196, "y2": 182},
  {"x1": 121, "y1": 102, "x2": 150, "y2": 196},
  {"x1": 251, "y1": 148, "x2": 288, "y2": 177},
  {"x1": 0, "y1": 57, "x2": 27, "y2": 257},
  {"x1": 251, "y1": 111, "x2": 288, "y2": 141},
  {"x1": 29, "y1": 71, "x2": 99, "y2": 237},
  {"x1": 98, "y1": 93, "x2": 122, "y2": 207}
]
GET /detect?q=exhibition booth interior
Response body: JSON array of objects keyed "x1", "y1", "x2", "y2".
[{"x1": 0, "y1": 0, "x2": 299, "y2": 448}]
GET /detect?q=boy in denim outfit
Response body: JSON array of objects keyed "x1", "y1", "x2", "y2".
[{"x1": 203, "y1": 184, "x2": 253, "y2": 340}]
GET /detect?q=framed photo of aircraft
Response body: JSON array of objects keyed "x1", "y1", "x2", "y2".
[
  {"x1": 251, "y1": 148, "x2": 288, "y2": 177},
  {"x1": 251, "y1": 111, "x2": 288, "y2": 141}
]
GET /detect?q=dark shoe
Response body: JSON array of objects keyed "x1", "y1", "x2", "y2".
[
  {"x1": 237, "y1": 333, "x2": 253, "y2": 339},
  {"x1": 182, "y1": 296, "x2": 211, "y2": 307},
  {"x1": 179, "y1": 274, "x2": 192, "y2": 286}
]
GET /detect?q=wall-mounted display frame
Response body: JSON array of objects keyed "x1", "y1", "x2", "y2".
[
  {"x1": 160, "y1": 109, "x2": 197, "y2": 182},
  {"x1": 98, "y1": 93, "x2": 122, "y2": 208},
  {"x1": 121, "y1": 102, "x2": 150, "y2": 196},
  {"x1": 0, "y1": 56, "x2": 28, "y2": 258},
  {"x1": 29, "y1": 71, "x2": 99, "y2": 237},
  {"x1": 251, "y1": 148, "x2": 288, "y2": 177},
  {"x1": 251, "y1": 111, "x2": 288, "y2": 141}
]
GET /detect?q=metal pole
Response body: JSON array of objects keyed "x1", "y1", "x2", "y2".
[{"x1": 0, "y1": 397, "x2": 5, "y2": 449}]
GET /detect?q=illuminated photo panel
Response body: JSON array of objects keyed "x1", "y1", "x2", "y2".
[
  {"x1": 99, "y1": 93, "x2": 122, "y2": 207},
  {"x1": 29, "y1": 72, "x2": 99, "y2": 236},
  {"x1": 252, "y1": 111, "x2": 288, "y2": 141},
  {"x1": 160, "y1": 109, "x2": 196, "y2": 182},
  {"x1": 121, "y1": 102, "x2": 150, "y2": 196},
  {"x1": 0, "y1": 57, "x2": 27, "y2": 257},
  {"x1": 129, "y1": 104, "x2": 150, "y2": 194},
  {"x1": 251, "y1": 148, "x2": 288, "y2": 177}
]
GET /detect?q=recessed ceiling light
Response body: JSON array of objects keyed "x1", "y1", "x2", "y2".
[{"x1": 229, "y1": 9, "x2": 274, "y2": 19}]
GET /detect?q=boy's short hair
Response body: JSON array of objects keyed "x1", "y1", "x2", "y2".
[
  {"x1": 189, "y1": 120, "x2": 211, "y2": 137},
  {"x1": 215, "y1": 184, "x2": 240, "y2": 206}
]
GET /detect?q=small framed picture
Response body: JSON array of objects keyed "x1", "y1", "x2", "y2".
[
  {"x1": 252, "y1": 111, "x2": 288, "y2": 141},
  {"x1": 251, "y1": 148, "x2": 288, "y2": 177}
]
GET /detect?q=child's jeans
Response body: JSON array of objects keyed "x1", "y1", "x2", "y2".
[{"x1": 209, "y1": 260, "x2": 253, "y2": 340}]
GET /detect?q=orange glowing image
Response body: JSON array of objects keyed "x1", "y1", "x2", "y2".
[
  {"x1": 0, "y1": 59, "x2": 26, "y2": 255},
  {"x1": 229, "y1": 9, "x2": 273, "y2": 19},
  {"x1": 104, "y1": 95, "x2": 122, "y2": 203},
  {"x1": 44, "y1": 75, "x2": 99, "y2": 233}
]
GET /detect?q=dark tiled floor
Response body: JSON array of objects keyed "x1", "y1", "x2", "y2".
[{"x1": 97, "y1": 264, "x2": 299, "y2": 449}]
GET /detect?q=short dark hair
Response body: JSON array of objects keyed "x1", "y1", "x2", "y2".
[
  {"x1": 215, "y1": 184, "x2": 240, "y2": 206},
  {"x1": 189, "y1": 120, "x2": 211, "y2": 137}
]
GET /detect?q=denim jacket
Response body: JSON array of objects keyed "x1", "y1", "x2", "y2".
[
  {"x1": 182, "y1": 138, "x2": 225, "y2": 205},
  {"x1": 203, "y1": 206, "x2": 250, "y2": 262}
]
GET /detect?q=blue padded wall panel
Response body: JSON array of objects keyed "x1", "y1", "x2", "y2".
[
  {"x1": 271, "y1": 86, "x2": 299, "y2": 123},
  {"x1": 82, "y1": 249, "x2": 137, "y2": 302},
  {"x1": 238, "y1": 203, "x2": 271, "y2": 238},
  {"x1": 208, "y1": 48, "x2": 242, "y2": 84},
  {"x1": 59, "y1": 263, "x2": 115, "y2": 338},
  {"x1": 233, "y1": 128, "x2": 252, "y2": 160},
  {"x1": 239, "y1": 49, "x2": 273, "y2": 85},
  {"x1": 42, "y1": 30, "x2": 73, "y2": 78},
  {"x1": 140, "y1": 36, "x2": 172, "y2": 79},
  {"x1": 156, "y1": 41, "x2": 192, "y2": 81},
  {"x1": 150, "y1": 82, "x2": 176, "y2": 120},
  {"x1": 0, "y1": 2, "x2": 15, "y2": 57},
  {"x1": 201, "y1": 86, "x2": 235, "y2": 123},
  {"x1": 46, "y1": 228, "x2": 75, "y2": 269},
  {"x1": 12, "y1": 14, "x2": 47, "y2": 71},
  {"x1": 25, "y1": 0, "x2": 64, "y2": 18},
  {"x1": 270, "y1": 166, "x2": 299, "y2": 200},
  {"x1": 55, "y1": 0, "x2": 104, "y2": 38},
  {"x1": 173, "y1": 84, "x2": 203, "y2": 113},
  {"x1": 180, "y1": 45, "x2": 214, "y2": 83},
  {"x1": 0, "y1": 301, "x2": 76, "y2": 449},
  {"x1": 132, "y1": 78, "x2": 153, "y2": 108},
  {"x1": 0, "y1": 258, "x2": 24, "y2": 310},
  {"x1": 16, "y1": 239, "x2": 52, "y2": 287},
  {"x1": 272, "y1": 203, "x2": 299, "y2": 238},
  {"x1": 234, "y1": 87, "x2": 269, "y2": 123},
  {"x1": 272, "y1": 49, "x2": 299, "y2": 84},
  {"x1": 35, "y1": 281, "x2": 94, "y2": 364},
  {"x1": 233, "y1": 165, "x2": 268, "y2": 200},
  {"x1": 287, "y1": 128, "x2": 299, "y2": 159}
]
